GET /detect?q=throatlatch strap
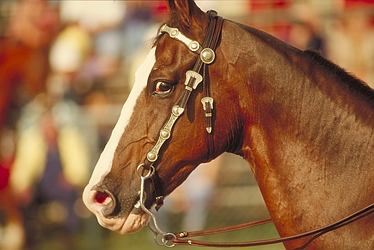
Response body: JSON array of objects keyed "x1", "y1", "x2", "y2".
[{"x1": 200, "y1": 11, "x2": 224, "y2": 134}]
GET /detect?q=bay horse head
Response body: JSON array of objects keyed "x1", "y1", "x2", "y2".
[
  {"x1": 83, "y1": 0, "x2": 374, "y2": 249},
  {"x1": 83, "y1": 0, "x2": 233, "y2": 234}
]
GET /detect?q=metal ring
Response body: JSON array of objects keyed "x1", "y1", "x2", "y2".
[
  {"x1": 162, "y1": 233, "x2": 176, "y2": 248},
  {"x1": 136, "y1": 164, "x2": 155, "y2": 179}
]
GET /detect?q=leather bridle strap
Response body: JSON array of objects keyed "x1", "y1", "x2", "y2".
[
  {"x1": 200, "y1": 11, "x2": 223, "y2": 155},
  {"x1": 201, "y1": 11, "x2": 223, "y2": 134},
  {"x1": 171, "y1": 202, "x2": 374, "y2": 248},
  {"x1": 141, "y1": 11, "x2": 224, "y2": 211}
]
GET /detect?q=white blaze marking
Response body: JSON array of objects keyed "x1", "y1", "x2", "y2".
[{"x1": 86, "y1": 47, "x2": 156, "y2": 188}]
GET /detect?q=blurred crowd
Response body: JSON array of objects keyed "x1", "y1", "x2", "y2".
[{"x1": 0, "y1": 0, "x2": 373, "y2": 250}]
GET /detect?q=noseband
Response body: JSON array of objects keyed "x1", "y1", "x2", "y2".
[{"x1": 135, "y1": 10, "x2": 224, "y2": 247}]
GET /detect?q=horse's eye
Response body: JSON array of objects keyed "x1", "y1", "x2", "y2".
[{"x1": 153, "y1": 81, "x2": 173, "y2": 95}]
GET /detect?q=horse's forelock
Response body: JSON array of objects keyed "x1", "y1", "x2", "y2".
[{"x1": 86, "y1": 48, "x2": 156, "y2": 187}]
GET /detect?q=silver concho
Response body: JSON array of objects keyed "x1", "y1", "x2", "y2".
[{"x1": 200, "y1": 48, "x2": 215, "y2": 64}]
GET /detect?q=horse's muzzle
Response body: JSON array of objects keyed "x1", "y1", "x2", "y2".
[{"x1": 83, "y1": 185, "x2": 150, "y2": 234}]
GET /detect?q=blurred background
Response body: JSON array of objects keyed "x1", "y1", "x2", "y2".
[{"x1": 0, "y1": 1, "x2": 373, "y2": 250}]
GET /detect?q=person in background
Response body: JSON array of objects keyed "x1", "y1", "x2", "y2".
[
  {"x1": 326, "y1": 9, "x2": 374, "y2": 88},
  {"x1": 287, "y1": 3, "x2": 325, "y2": 54},
  {"x1": 10, "y1": 89, "x2": 90, "y2": 249},
  {"x1": 0, "y1": 1, "x2": 59, "y2": 249},
  {"x1": 287, "y1": 20, "x2": 325, "y2": 53}
]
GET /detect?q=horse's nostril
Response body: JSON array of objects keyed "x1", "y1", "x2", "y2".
[
  {"x1": 95, "y1": 191, "x2": 110, "y2": 204},
  {"x1": 91, "y1": 189, "x2": 117, "y2": 217}
]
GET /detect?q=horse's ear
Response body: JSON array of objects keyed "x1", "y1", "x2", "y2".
[{"x1": 166, "y1": 0, "x2": 204, "y2": 28}]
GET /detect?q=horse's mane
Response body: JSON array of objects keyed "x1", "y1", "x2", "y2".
[
  {"x1": 167, "y1": 11, "x2": 184, "y2": 28},
  {"x1": 303, "y1": 50, "x2": 374, "y2": 104},
  {"x1": 238, "y1": 22, "x2": 374, "y2": 104}
]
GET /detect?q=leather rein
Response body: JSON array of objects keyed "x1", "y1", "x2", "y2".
[{"x1": 134, "y1": 10, "x2": 374, "y2": 249}]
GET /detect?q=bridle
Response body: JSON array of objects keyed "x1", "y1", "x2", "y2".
[
  {"x1": 135, "y1": 9, "x2": 223, "y2": 247},
  {"x1": 134, "y1": 10, "x2": 374, "y2": 249},
  {"x1": 138, "y1": 9, "x2": 223, "y2": 212}
]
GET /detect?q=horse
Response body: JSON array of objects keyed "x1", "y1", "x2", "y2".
[{"x1": 83, "y1": 1, "x2": 374, "y2": 249}]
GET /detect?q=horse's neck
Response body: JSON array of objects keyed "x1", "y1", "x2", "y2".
[{"x1": 236, "y1": 26, "x2": 374, "y2": 247}]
